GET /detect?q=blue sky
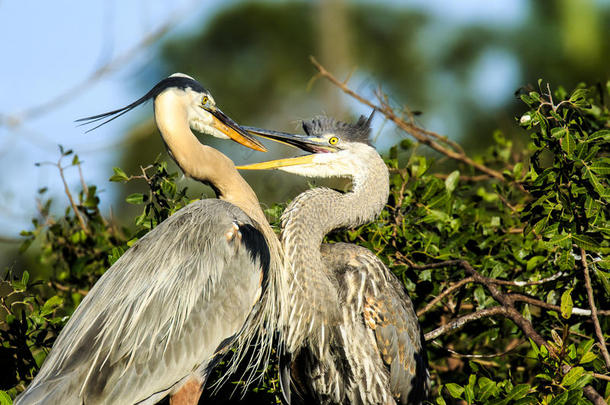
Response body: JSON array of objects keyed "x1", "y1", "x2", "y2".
[{"x1": 0, "y1": 0, "x2": 529, "y2": 238}]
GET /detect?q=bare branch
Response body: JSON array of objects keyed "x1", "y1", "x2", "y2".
[
  {"x1": 583, "y1": 386, "x2": 607, "y2": 405},
  {"x1": 56, "y1": 160, "x2": 90, "y2": 236},
  {"x1": 424, "y1": 306, "x2": 507, "y2": 340},
  {"x1": 592, "y1": 372, "x2": 610, "y2": 382},
  {"x1": 581, "y1": 248, "x2": 610, "y2": 369},
  {"x1": 429, "y1": 338, "x2": 523, "y2": 359},
  {"x1": 409, "y1": 258, "x2": 607, "y2": 403},
  {"x1": 48, "y1": 282, "x2": 88, "y2": 297},
  {"x1": 433, "y1": 173, "x2": 491, "y2": 182},
  {"x1": 309, "y1": 56, "x2": 507, "y2": 182},
  {"x1": 417, "y1": 277, "x2": 475, "y2": 316},
  {"x1": 509, "y1": 293, "x2": 610, "y2": 317}
]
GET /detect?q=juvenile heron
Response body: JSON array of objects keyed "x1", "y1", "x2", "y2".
[
  {"x1": 15, "y1": 74, "x2": 286, "y2": 405},
  {"x1": 241, "y1": 116, "x2": 429, "y2": 404}
]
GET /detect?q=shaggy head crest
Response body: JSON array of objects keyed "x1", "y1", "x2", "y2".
[{"x1": 302, "y1": 112, "x2": 374, "y2": 145}]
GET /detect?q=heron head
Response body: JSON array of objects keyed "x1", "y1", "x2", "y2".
[
  {"x1": 76, "y1": 73, "x2": 266, "y2": 152},
  {"x1": 237, "y1": 114, "x2": 380, "y2": 178}
]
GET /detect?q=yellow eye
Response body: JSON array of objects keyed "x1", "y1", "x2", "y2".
[
  {"x1": 329, "y1": 137, "x2": 339, "y2": 145},
  {"x1": 201, "y1": 96, "x2": 209, "y2": 106}
]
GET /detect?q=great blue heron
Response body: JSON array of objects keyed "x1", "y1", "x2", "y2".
[
  {"x1": 15, "y1": 74, "x2": 287, "y2": 405},
  {"x1": 240, "y1": 116, "x2": 429, "y2": 404}
]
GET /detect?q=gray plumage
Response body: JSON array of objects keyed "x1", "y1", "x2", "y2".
[
  {"x1": 15, "y1": 74, "x2": 285, "y2": 404},
  {"x1": 16, "y1": 200, "x2": 269, "y2": 405},
  {"x1": 279, "y1": 116, "x2": 429, "y2": 405}
]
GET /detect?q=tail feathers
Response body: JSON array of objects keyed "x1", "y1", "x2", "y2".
[
  {"x1": 279, "y1": 352, "x2": 292, "y2": 405},
  {"x1": 15, "y1": 377, "x2": 82, "y2": 405}
]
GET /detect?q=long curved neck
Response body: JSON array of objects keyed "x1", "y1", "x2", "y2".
[
  {"x1": 154, "y1": 93, "x2": 267, "y2": 227},
  {"x1": 281, "y1": 153, "x2": 389, "y2": 350},
  {"x1": 154, "y1": 93, "x2": 286, "y2": 376}
]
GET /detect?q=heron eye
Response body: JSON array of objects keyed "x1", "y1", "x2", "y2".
[
  {"x1": 329, "y1": 137, "x2": 339, "y2": 145},
  {"x1": 201, "y1": 96, "x2": 209, "y2": 106}
]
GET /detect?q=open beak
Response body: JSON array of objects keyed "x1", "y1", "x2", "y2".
[
  {"x1": 207, "y1": 108, "x2": 267, "y2": 152},
  {"x1": 236, "y1": 127, "x2": 338, "y2": 170}
]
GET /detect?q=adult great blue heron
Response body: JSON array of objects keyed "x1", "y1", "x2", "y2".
[
  {"x1": 241, "y1": 116, "x2": 429, "y2": 404},
  {"x1": 16, "y1": 74, "x2": 286, "y2": 405}
]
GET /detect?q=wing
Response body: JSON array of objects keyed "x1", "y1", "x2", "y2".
[
  {"x1": 322, "y1": 242, "x2": 429, "y2": 405},
  {"x1": 16, "y1": 199, "x2": 270, "y2": 405}
]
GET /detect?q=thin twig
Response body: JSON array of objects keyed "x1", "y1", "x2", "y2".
[
  {"x1": 433, "y1": 173, "x2": 491, "y2": 182},
  {"x1": 77, "y1": 161, "x2": 89, "y2": 197},
  {"x1": 48, "y1": 282, "x2": 89, "y2": 297},
  {"x1": 424, "y1": 306, "x2": 508, "y2": 340},
  {"x1": 509, "y1": 293, "x2": 610, "y2": 317},
  {"x1": 592, "y1": 372, "x2": 610, "y2": 382},
  {"x1": 430, "y1": 339, "x2": 522, "y2": 358},
  {"x1": 581, "y1": 247, "x2": 610, "y2": 368},
  {"x1": 410, "y1": 258, "x2": 607, "y2": 403},
  {"x1": 310, "y1": 56, "x2": 506, "y2": 182},
  {"x1": 582, "y1": 386, "x2": 607, "y2": 405},
  {"x1": 407, "y1": 258, "x2": 564, "y2": 287},
  {"x1": 57, "y1": 161, "x2": 90, "y2": 236},
  {"x1": 417, "y1": 277, "x2": 475, "y2": 316}
]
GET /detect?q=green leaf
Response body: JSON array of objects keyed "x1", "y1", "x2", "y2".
[
  {"x1": 445, "y1": 383, "x2": 464, "y2": 398},
  {"x1": 529, "y1": 91, "x2": 541, "y2": 102},
  {"x1": 587, "y1": 129, "x2": 610, "y2": 141},
  {"x1": 41, "y1": 295, "x2": 63, "y2": 316},
  {"x1": 444, "y1": 170, "x2": 459, "y2": 193},
  {"x1": 561, "y1": 367, "x2": 585, "y2": 387},
  {"x1": 436, "y1": 395, "x2": 447, "y2": 405},
  {"x1": 572, "y1": 234, "x2": 601, "y2": 251},
  {"x1": 551, "y1": 127, "x2": 567, "y2": 139},
  {"x1": 551, "y1": 329, "x2": 563, "y2": 348},
  {"x1": 594, "y1": 267, "x2": 610, "y2": 296},
  {"x1": 549, "y1": 390, "x2": 569, "y2": 405},
  {"x1": 589, "y1": 158, "x2": 610, "y2": 175},
  {"x1": 478, "y1": 377, "x2": 498, "y2": 399},
  {"x1": 109, "y1": 167, "x2": 129, "y2": 182},
  {"x1": 583, "y1": 165, "x2": 609, "y2": 201},
  {"x1": 505, "y1": 384, "x2": 531, "y2": 401},
  {"x1": 560, "y1": 288, "x2": 573, "y2": 319},
  {"x1": 526, "y1": 256, "x2": 545, "y2": 271},
  {"x1": 569, "y1": 88, "x2": 588, "y2": 104},
  {"x1": 560, "y1": 132, "x2": 575, "y2": 157},
  {"x1": 21, "y1": 270, "x2": 29, "y2": 286},
  {"x1": 464, "y1": 384, "x2": 474, "y2": 404},
  {"x1": 126, "y1": 193, "x2": 145, "y2": 205},
  {"x1": 580, "y1": 351, "x2": 597, "y2": 364},
  {"x1": 0, "y1": 391, "x2": 12, "y2": 405},
  {"x1": 535, "y1": 373, "x2": 552, "y2": 381}
]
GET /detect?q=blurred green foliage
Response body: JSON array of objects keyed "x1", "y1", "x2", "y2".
[{"x1": 1, "y1": 82, "x2": 609, "y2": 403}]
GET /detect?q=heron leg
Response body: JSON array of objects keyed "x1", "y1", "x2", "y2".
[{"x1": 169, "y1": 377, "x2": 203, "y2": 405}]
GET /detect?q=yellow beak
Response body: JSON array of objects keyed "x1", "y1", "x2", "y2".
[
  {"x1": 236, "y1": 155, "x2": 316, "y2": 170},
  {"x1": 208, "y1": 108, "x2": 267, "y2": 152}
]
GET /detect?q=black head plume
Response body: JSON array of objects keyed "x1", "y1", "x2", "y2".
[
  {"x1": 301, "y1": 111, "x2": 374, "y2": 145},
  {"x1": 76, "y1": 75, "x2": 208, "y2": 133}
]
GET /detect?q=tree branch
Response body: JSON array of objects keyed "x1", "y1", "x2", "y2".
[
  {"x1": 424, "y1": 306, "x2": 507, "y2": 341},
  {"x1": 409, "y1": 258, "x2": 607, "y2": 403},
  {"x1": 417, "y1": 277, "x2": 474, "y2": 316},
  {"x1": 509, "y1": 293, "x2": 610, "y2": 317},
  {"x1": 57, "y1": 161, "x2": 90, "y2": 236},
  {"x1": 309, "y1": 56, "x2": 506, "y2": 181},
  {"x1": 581, "y1": 247, "x2": 610, "y2": 369}
]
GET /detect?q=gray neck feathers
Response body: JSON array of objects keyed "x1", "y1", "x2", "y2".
[{"x1": 281, "y1": 153, "x2": 389, "y2": 352}]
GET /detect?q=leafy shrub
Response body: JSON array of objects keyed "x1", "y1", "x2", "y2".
[{"x1": 1, "y1": 81, "x2": 608, "y2": 404}]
